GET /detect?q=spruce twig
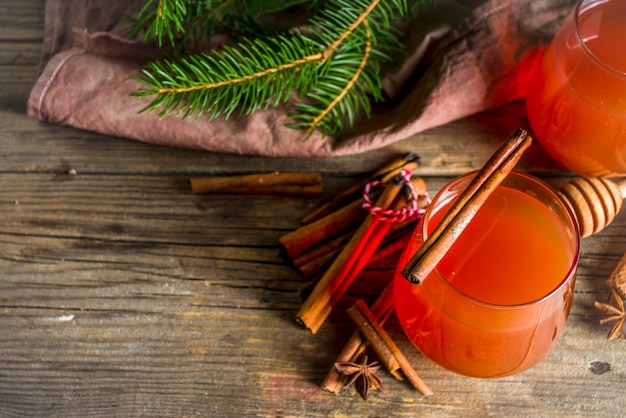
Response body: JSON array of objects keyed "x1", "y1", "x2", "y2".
[{"x1": 130, "y1": 0, "x2": 428, "y2": 140}]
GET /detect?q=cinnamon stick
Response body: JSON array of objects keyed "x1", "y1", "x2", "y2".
[
  {"x1": 297, "y1": 273, "x2": 323, "y2": 301},
  {"x1": 329, "y1": 185, "x2": 417, "y2": 304},
  {"x1": 348, "y1": 299, "x2": 434, "y2": 396},
  {"x1": 291, "y1": 230, "x2": 353, "y2": 270},
  {"x1": 402, "y1": 128, "x2": 531, "y2": 284},
  {"x1": 189, "y1": 172, "x2": 322, "y2": 195},
  {"x1": 297, "y1": 176, "x2": 405, "y2": 333},
  {"x1": 298, "y1": 250, "x2": 340, "y2": 281},
  {"x1": 367, "y1": 224, "x2": 414, "y2": 266},
  {"x1": 279, "y1": 196, "x2": 370, "y2": 260},
  {"x1": 301, "y1": 153, "x2": 419, "y2": 224}
]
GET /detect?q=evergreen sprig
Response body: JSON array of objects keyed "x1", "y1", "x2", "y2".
[{"x1": 131, "y1": 0, "x2": 427, "y2": 140}]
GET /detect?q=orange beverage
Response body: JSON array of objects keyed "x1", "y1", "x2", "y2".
[
  {"x1": 393, "y1": 172, "x2": 580, "y2": 378},
  {"x1": 526, "y1": 0, "x2": 626, "y2": 177}
]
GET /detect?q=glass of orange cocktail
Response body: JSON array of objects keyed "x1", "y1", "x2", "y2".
[
  {"x1": 393, "y1": 171, "x2": 580, "y2": 378},
  {"x1": 525, "y1": 0, "x2": 626, "y2": 177}
]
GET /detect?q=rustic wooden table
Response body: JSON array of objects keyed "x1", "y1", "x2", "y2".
[{"x1": 2, "y1": 1, "x2": 626, "y2": 417}]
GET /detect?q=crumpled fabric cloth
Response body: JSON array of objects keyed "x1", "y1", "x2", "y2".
[{"x1": 27, "y1": 0, "x2": 576, "y2": 157}]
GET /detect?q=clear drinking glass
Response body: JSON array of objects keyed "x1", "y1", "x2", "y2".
[
  {"x1": 393, "y1": 171, "x2": 580, "y2": 378},
  {"x1": 525, "y1": 0, "x2": 626, "y2": 177}
]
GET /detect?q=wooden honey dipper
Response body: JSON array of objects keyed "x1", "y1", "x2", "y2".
[{"x1": 558, "y1": 177, "x2": 626, "y2": 238}]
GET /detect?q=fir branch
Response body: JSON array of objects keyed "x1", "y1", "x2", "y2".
[{"x1": 131, "y1": 0, "x2": 426, "y2": 140}]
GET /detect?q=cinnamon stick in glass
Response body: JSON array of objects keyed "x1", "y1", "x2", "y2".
[{"x1": 401, "y1": 128, "x2": 531, "y2": 284}]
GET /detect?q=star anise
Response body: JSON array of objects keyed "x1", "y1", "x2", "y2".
[
  {"x1": 595, "y1": 288, "x2": 626, "y2": 340},
  {"x1": 334, "y1": 354, "x2": 384, "y2": 401}
]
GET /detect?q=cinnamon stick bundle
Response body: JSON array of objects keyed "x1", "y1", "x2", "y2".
[
  {"x1": 268, "y1": 153, "x2": 434, "y2": 400},
  {"x1": 189, "y1": 172, "x2": 322, "y2": 196}
]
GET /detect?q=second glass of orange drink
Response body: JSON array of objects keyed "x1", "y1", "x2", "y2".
[{"x1": 525, "y1": 0, "x2": 626, "y2": 177}]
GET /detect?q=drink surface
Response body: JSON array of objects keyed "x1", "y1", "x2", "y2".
[
  {"x1": 429, "y1": 186, "x2": 570, "y2": 305},
  {"x1": 526, "y1": 0, "x2": 626, "y2": 176}
]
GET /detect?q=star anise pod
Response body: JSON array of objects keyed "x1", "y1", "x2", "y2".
[
  {"x1": 334, "y1": 354, "x2": 384, "y2": 401},
  {"x1": 595, "y1": 288, "x2": 626, "y2": 340}
]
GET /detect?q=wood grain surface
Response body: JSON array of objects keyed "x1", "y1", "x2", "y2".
[{"x1": 1, "y1": 1, "x2": 625, "y2": 417}]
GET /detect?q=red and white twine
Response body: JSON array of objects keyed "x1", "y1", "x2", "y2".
[{"x1": 361, "y1": 168, "x2": 430, "y2": 222}]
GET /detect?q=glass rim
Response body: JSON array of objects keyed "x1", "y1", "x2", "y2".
[
  {"x1": 421, "y1": 170, "x2": 581, "y2": 310},
  {"x1": 574, "y1": 0, "x2": 626, "y2": 78}
]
